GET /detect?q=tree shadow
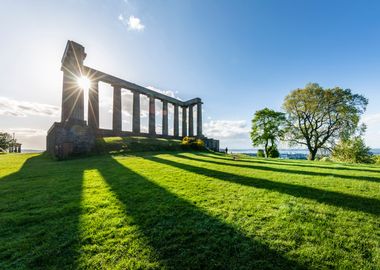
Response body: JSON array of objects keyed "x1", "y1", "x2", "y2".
[
  {"x1": 0, "y1": 154, "x2": 84, "y2": 269},
  {"x1": 197, "y1": 153, "x2": 380, "y2": 174},
  {"x1": 186, "y1": 154, "x2": 380, "y2": 184},
  {"x1": 148, "y1": 155, "x2": 380, "y2": 216},
  {"x1": 96, "y1": 155, "x2": 304, "y2": 269}
]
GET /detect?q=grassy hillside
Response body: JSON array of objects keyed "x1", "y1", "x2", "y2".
[{"x1": 0, "y1": 152, "x2": 379, "y2": 269}]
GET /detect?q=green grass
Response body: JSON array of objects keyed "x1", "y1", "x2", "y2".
[{"x1": 0, "y1": 152, "x2": 379, "y2": 269}]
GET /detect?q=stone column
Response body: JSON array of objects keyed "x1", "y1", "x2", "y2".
[
  {"x1": 197, "y1": 101, "x2": 202, "y2": 137},
  {"x1": 182, "y1": 106, "x2": 187, "y2": 137},
  {"x1": 132, "y1": 91, "x2": 140, "y2": 133},
  {"x1": 88, "y1": 80, "x2": 99, "y2": 129},
  {"x1": 174, "y1": 104, "x2": 179, "y2": 137},
  {"x1": 188, "y1": 104, "x2": 194, "y2": 136},
  {"x1": 61, "y1": 41, "x2": 86, "y2": 124},
  {"x1": 61, "y1": 71, "x2": 84, "y2": 123},
  {"x1": 149, "y1": 95, "x2": 156, "y2": 135},
  {"x1": 113, "y1": 85, "x2": 122, "y2": 132},
  {"x1": 162, "y1": 100, "x2": 168, "y2": 136}
]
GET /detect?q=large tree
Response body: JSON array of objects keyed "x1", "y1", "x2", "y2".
[
  {"x1": 250, "y1": 108, "x2": 286, "y2": 157},
  {"x1": 0, "y1": 132, "x2": 13, "y2": 151},
  {"x1": 283, "y1": 83, "x2": 368, "y2": 160}
]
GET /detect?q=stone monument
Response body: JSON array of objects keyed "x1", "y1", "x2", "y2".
[{"x1": 47, "y1": 40, "x2": 219, "y2": 158}]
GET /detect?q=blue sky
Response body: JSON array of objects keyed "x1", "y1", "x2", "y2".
[{"x1": 1, "y1": 0, "x2": 380, "y2": 149}]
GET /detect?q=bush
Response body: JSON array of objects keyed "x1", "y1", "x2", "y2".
[
  {"x1": 181, "y1": 137, "x2": 205, "y2": 150},
  {"x1": 332, "y1": 136, "x2": 373, "y2": 164},
  {"x1": 257, "y1": 149, "x2": 265, "y2": 157},
  {"x1": 319, "y1": 157, "x2": 332, "y2": 162},
  {"x1": 267, "y1": 145, "x2": 280, "y2": 158}
]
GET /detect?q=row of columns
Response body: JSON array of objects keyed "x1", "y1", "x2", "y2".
[{"x1": 87, "y1": 82, "x2": 202, "y2": 137}]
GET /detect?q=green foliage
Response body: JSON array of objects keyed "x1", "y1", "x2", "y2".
[
  {"x1": 257, "y1": 149, "x2": 265, "y2": 157},
  {"x1": 181, "y1": 136, "x2": 205, "y2": 150},
  {"x1": 251, "y1": 108, "x2": 286, "y2": 157},
  {"x1": 267, "y1": 145, "x2": 280, "y2": 158},
  {"x1": 283, "y1": 83, "x2": 368, "y2": 160},
  {"x1": 332, "y1": 136, "x2": 373, "y2": 164},
  {"x1": 0, "y1": 132, "x2": 13, "y2": 151},
  {"x1": 0, "y1": 153, "x2": 379, "y2": 269}
]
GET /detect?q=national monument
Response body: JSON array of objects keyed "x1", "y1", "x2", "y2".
[{"x1": 47, "y1": 40, "x2": 219, "y2": 158}]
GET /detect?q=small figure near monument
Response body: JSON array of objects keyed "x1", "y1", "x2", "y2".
[{"x1": 225, "y1": 147, "x2": 228, "y2": 154}]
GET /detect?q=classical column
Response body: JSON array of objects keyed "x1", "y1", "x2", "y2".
[
  {"x1": 61, "y1": 71, "x2": 84, "y2": 123},
  {"x1": 196, "y1": 101, "x2": 202, "y2": 137},
  {"x1": 149, "y1": 95, "x2": 156, "y2": 135},
  {"x1": 188, "y1": 104, "x2": 194, "y2": 136},
  {"x1": 182, "y1": 106, "x2": 187, "y2": 137},
  {"x1": 174, "y1": 104, "x2": 179, "y2": 137},
  {"x1": 132, "y1": 91, "x2": 140, "y2": 133},
  {"x1": 88, "y1": 80, "x2": 99, "y2": 129},
  {"x1": 162, "y1": 100, "x2": 168, "y2": 136},
  {"x1": 61, "y1": 41, "x2": 86, "y2": 124},
  {"x1": 113, "y1": 85, "x2": 122, "y2": 132}
]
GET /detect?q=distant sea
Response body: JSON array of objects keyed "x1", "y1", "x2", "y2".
[{"x1": 230, "y1": 148, "x2": 380, "y2": 160}]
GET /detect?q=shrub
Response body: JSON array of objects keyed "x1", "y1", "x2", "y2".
[
  {"x1": 332, "y1": 136, "x2": 373, "y2": 164},
  {"x1": 267, "y1": 145, "x2": 280, "y2": 158},
  {"x1": 181, "y1": 137, "x2": 205, "y2": 150},
  {"x1": 257, "y1": 149, "x2": 265, "y2": 157},
  {"x1": 319, "y1": 157, "x2": 332, "y2": 162}
]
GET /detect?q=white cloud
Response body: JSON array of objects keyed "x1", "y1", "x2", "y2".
[
  {"x1": 118, "y1": 14, "x2": 124, "y2": 21},
  {"x1": 0, "y1": 97, "x2": 59, "y2": 117},
  {"x1": 127, "y1": 15, "x2": 145, "y2": 31},
  {"x1": 203, "y1": 120, "x2": 250, "y2": 139},
  {"x1": 146, "y1": 86, "x2": 181, "y2": 100},
  {"x1": 1, "y1": 128, "x2": 47, "y2": 150}
]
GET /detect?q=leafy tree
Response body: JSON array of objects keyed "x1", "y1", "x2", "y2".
[
  {"x1": 283, "y1": 83, "x2": 368, "y2": 160},
  {"x1": 251, "y1": 108, "x2": 286, "y2": 158},
  {"x1": 257, "y1": 149, "x2": 265, "y2": 158},
  {"x1": 0, "y1": 132, "x2": 13, "y2": 151},
  {"x1": 332, "y1": 136, "x2": 373, "y2": 164}
]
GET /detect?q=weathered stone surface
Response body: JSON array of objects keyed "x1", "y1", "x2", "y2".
[
  {"x1": 132, "y1": 91, "x2": 140, "y2": 133},
  {"x1": 188, "y1": 104, "x2": 194, "y2": 137},
  {"x1": 162, "y1": 100, "x2": 168, "y2": 136},
  {"x1": 197, "y1": 102, "x2": 202, "y2": 137},
  {"x1": 149, "y1": 95, "x2": 156, "y2": 135},
  {"x1": 174, "y1": 104, "x2": 179, "y2": 137},
  {"x1": 182, "y1": 106, "x2": 187, "y2": 137},
  {"x1": 113, "y1": 85, "x2": 122, "y2": 132}
]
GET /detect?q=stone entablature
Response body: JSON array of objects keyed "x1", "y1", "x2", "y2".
[{"x1": 47, "y1": 40, "x2": 218, "y2": 158}]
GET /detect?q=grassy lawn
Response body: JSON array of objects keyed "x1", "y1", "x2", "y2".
[{"x1": 0, "y1": 152, "x2": 379, "y2": 269}]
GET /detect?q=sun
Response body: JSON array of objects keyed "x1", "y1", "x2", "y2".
[{"x1": 77, "y1": 76, "x2": 91, "y2": 90}]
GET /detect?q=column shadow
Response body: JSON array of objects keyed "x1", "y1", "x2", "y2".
[
  {"x1": 186, "y1": 154, "x2": 380, "y2": 184},
  {"x1": 198, "y1": 153, "x2": 380, "y2": 173},
  {"x1": 148, "y1": 155, "x2": 380, "y2": 216},
  {"x1": 0, "y1": 155, "x2": 84, "y2": 269},
  {"x1": 96, "y1": 155, "x2": 304, "y2": 269}
]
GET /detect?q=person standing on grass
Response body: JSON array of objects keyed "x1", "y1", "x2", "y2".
[{"x1": 225, "y1": 147, "x2": 228, "y2": 154}]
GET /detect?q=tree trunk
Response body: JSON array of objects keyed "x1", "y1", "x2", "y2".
[
  {"x1": 308, "y1": 149, "x2": 318, "y2": 160},
  {"x1": 264, "y1": 141, "x2": 269, "y2": 158}
]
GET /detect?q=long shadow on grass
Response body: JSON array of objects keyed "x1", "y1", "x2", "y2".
[
  {"x1": 185, "y1": 154, "x2": 380, "y2": 184},
  {"x1": 0, "y1": 155, "x2": 83, "y2": 269},
  {"x1": 97, "y1": 155, "x2": 304, "y2": 269},
  {"x1": 198, "y1": 153, "x2": 380, "y2": 173},
  {"x1": 149, "y1": 156, "x2": 380, "y2": 216}
]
